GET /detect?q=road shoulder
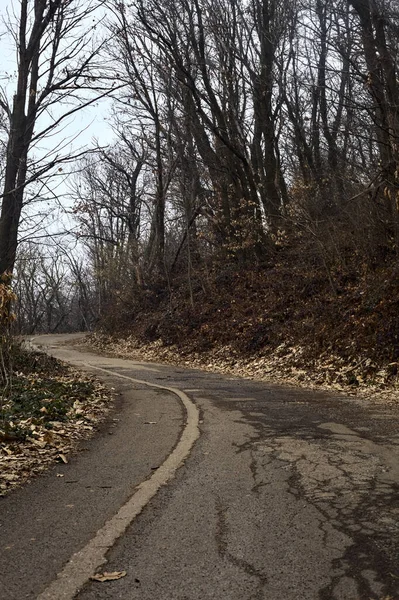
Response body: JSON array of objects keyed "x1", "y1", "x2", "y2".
[{"x1": 0, "y1": 343, "x2": 188, "y2": 600}]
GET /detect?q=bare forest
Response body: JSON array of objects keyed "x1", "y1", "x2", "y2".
[{"x1": 3, "y1": 0, "x2": 399, "y2": 387}]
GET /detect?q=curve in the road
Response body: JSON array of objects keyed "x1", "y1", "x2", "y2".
[{"x1": 37, "y1": 362, "x2": 200, "y2": 600}]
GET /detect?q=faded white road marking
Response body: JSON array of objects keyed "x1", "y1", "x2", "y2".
[{"x1": 37, "y1": 363, "x2": 200, "y2": 600}]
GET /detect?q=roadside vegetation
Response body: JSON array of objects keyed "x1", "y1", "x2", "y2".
[
  {"x1": 0, "y1": 279, "x2": 111, "y2": 495},
  {"x1": 0, "y1": 344, "x2": 111, "y2": 496}
]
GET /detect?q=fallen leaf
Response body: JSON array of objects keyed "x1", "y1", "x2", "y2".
[
  {"x1": 3, "y1": 474, "x2": 19, "y2": 481},
  {"x1": 56, "y1": 473, "x2": 64, "y2": 478},
  {"x1": 90, "y1": 571, "x2": 127, "y2": 582},
  {"x1": 144, "y1": 421, "x2": 157, "y2": 425},
  {"x1": 31, "y1": 439, "x2": 47, "y2": 449}
]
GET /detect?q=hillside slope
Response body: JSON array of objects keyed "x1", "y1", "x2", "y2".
[{"x1": 89, "y1": 243, "x2": 399, "y2": 404}]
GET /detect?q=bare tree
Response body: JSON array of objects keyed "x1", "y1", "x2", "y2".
[
  {"x1": 0, "y1": 0, "x2": 114, "y2": 276},
  {"x1": 71, "y1": 142, "x2": 147, "y2": 313},
  {"x1": 14, "y1": 241, "x2": 93, "y2": 334}
]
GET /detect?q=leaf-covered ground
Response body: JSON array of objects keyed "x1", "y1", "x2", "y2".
[
  {"x1": 86, "y1": 332, "x2": 399, "y2": 407},
  {"x1": 0, "y1": 349, "x2": 112, "y2": 495},
  {"x1": 90, "y1": 251, "x2": 399, "y2": 407}
]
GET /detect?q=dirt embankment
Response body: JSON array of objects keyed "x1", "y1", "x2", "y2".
[{"x1": 89, "y1": 248, "x2": 399, "y2": 406}]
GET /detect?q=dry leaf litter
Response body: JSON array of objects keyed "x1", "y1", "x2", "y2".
[
  {"x1": 0, "y1": 354, "x2": 113, "y2": 496},
  {"x1": 85, "y1": 334, "x2": 399, "y2": 408}
]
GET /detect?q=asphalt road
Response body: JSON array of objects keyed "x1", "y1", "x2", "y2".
[{"x1": 1, "y1": 334, "x2": 399, "y2": 600}]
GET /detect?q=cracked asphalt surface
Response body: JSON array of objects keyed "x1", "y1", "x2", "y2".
[{"x1": 2, "y1": 334, "x2": 399, "y2": 599}]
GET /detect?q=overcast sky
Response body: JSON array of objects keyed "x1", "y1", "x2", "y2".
[{"x1": 0, "y1": 0, "x2": 116, "y2": 244}]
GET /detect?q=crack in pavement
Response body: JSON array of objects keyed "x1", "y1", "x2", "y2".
[
  {"x1": 239, "y1": 422, "x2": 399, "y2": 599},
  {"x1": 215, "y1": 496, "x2": 269, "y2": 600}
]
